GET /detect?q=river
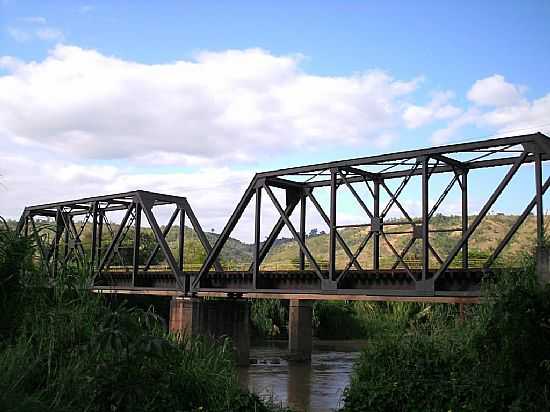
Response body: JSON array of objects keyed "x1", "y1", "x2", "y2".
[{"x1": 238, "y1": 340, "x2": 367, "y2": 412}]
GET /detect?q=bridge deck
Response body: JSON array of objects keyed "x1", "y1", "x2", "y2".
[{"x1": 95, "y1": 267, "x2": 488, "y2": 301}]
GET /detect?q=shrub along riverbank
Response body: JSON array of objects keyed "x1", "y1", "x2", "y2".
[
  {"x1": 0, "y1": 220, "x2": 286, "y2": 412},
  {"x1": 341, "y1": 253, "x2": 550, "y2": 411}
]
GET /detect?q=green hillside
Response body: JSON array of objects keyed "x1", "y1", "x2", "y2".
[
  {"x1": 260, "y1": 213, "x2": 538, "y2": 270},
  {"x1": 5, "y1": 213, "x2": 539, "y2": 270}
]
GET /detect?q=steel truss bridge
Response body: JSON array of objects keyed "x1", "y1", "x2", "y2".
[{"x1": 18, "y1": 133, "x2": 550, "y2": 302}]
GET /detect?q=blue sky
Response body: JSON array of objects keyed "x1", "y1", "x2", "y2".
[{"x1": 1, "y1": 1, "x2": 549, "y2": 240}]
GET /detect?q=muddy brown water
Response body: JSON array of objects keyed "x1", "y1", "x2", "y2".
[{"x1": 238, "y1": 340, "x2": 367, "y2": 412}]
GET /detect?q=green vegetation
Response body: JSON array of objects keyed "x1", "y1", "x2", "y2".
[
  {"x1": 7, "y1": 213, "x2": 537, "y2": 272},
  {"x1": 264, "y1": 213, "x2": 537, "y2": 269},
  {"x1": 0, "y1": 218, "x2": 284, "y2": 412},
  {"x1": 341, "y1": 253, "x2": 550, "y2": 411},
  {"x1": 251, "y1": 299, "x2": 288, "y2": 338}
]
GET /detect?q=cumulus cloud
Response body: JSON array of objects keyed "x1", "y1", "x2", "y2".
[
  {"x1": 403, "y1": 90, "x2": 461, "y2": 128},
  {"x1": 6, "y1": 16, "x2": 63, "y2": 43},
  {"x1": 0, "y1": 151, "x2": 256, "y2": 236},
  {"x1": 432, "y1": 75, "x2": 550, "y2": 144},
  {"x1": 0, "y1": 45, "x2": 420, "y2": 165},
  {"x1": 467, "y1": 74, "x2": 525, "y2": 107}
]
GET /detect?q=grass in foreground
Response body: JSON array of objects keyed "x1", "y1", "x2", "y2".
[{"x1": 0, "y1": 219, "x2": 288, "y2": 412}]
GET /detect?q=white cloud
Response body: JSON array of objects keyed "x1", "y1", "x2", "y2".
[
  {"x1": 403, "y1": 90, "x2": 461, "y2": 128},
  {"x1": 36, "y1": 27, "x2": 64, "y2": 41},
  {"x1": 432, "y1": 75, "x2": 550, "y2": 144},
  {"x1": 0, "y1": 45, "x2": 420, "y2": 165},
  {"x1": 0, "y1": 151, "x2": 257, "y2": 237},
  {"x1": 6, "y1": 24, "x2": 64, "y2": 43},
  {"x1": 467, "y1": 74, "x2": 525, "y2": 107}
]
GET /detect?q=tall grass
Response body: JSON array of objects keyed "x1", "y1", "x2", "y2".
[{"x1": 0, "y1": 219, "x2": 283, "y2": 412}]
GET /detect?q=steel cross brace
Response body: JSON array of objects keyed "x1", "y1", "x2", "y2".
[{"x1": 433, "y1": 151, "x2": 529, "y2": 282}]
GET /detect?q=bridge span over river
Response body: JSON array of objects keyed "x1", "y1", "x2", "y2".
[{"x1": 17, "y1": 132, "x2": 550, "y2": 362}]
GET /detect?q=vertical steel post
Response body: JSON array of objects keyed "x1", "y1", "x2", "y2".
[
  {"x1": 329, "y1": 168, "x2": 338, "y2": 280},
  {"x1": 253, "y1": 185, "x2": 262, "y2": 289},
  {"x1": 90, "y1": 202, "x2": 98, "y2": 274},
  {"x1": 373, "y1": 180, "x2": 380, "y2": 272},
  {"x1": 53, "y1": 209, "x2": 63, "y2": 276},
  {"x1": 299, "y1": 191, "x2": 306, "y2": 271},
  {"x1": 178, "y1": 208, "x2": 185, "y2": 271},
  {"x1": 132, "y1": 203, "x2": 142, "y2": 286},
  {"x1": 461, "y1": 171, "x2": 469, "y2": 269},
  {"x1": 97, "y1": 209, "x2": 103, "y2": 272},
  {"x1": 63, "y1": 212, "x2": 69, "y2": 259},
  {"x1": 536, "y1": 152, "x2": 544, "y2": 247},
  {"x1": 421, "y1": 157, "x2": 429, "y2": 280}
]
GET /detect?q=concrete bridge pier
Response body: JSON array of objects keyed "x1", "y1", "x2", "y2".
[
  {"x1": 288, "y1": 300, "x2": 313, "y2": 362},
  {"x1": 169, "y1": 297, "x2": 250, "y2": 366}
]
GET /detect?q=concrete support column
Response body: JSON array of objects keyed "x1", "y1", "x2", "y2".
[
  {"x1": 169, "y1": 297, "x2": 200, "y2": 335},
  {"x1": 169, "y1": 297, "x2": 250, "y2": 365},
  {"x1": 536, "y1": 246, "x2": 550, "y2": 285},
  {"x1": 288, "y1": 300, "x2": 313, "y2": 362}
]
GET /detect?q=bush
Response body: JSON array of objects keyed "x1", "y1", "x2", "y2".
[
  {"x1": 251, "y1": 299, "x2": 288, "y2": 338},
  {"x1": 342, "y1": 253, "x2": 550, "y2": 411},
  {"x1": 314, "y1": 301, "x2": 367, "y2": 339},
  {"x1": 0, "y1": 220, "x2": 280, "y2": 412}
]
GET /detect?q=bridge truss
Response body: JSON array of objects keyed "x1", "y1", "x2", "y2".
[
  {"x1": 197, "y1": 132, "x2": 550, "y2": 298},
  {"x1": 18, "y1": 133, "x2": 550, "y2": 300},
  {"x1": 17, "y1": 190, "x2": 220, "y2": 292}
]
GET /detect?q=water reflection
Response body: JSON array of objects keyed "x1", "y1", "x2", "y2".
[
  {"x1": 288, "y1": 361, "x2": 311, "y2": 410},
  {"x1": 238, "y1": 340, "x2": 366, "y2": 412}
]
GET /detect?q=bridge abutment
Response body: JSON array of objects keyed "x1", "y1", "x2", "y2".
[
  {"x1": 288, "y1": 300, "x2": 313, "y2": 362},
  {"x1": 169, "y1": 297, "x2": 250, "y2": 365}
]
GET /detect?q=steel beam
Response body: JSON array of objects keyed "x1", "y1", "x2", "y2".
[
  {"x1": 182, "y1": 198, "x2": 223, "y2": 273},
  {"x1": 434, "y1": 151, "x2": 528, "y2": 280},
  {"x1": 485, "y1": 175, "x2": 550, "y2": 268},
  {"x1": 178, "y1": 208, "x2": 185, "y2": 271},
  {"x1": 252, "y1": 187, "x2": 261, "y2": 289},
  {"x1": 97, "y1": 205, "x2": 134, "y2": 273},
  {"x1": 535, "y1": 152, "x2": 544, "y2": 246},
  {"x1": 461, "y1": 171, "x2": 468, "y2": 269},
  {"x1": 258, "y1": 133, "x2": 547, "y2": 179},
  {"x1": 306, "y1": 191, "x2": 363, "y2": 272},
  {"x1": 299, "y1": 192, "x2": 306, "y2": 271},
  {"x1": 248, "y1": 193, "x2": 300, "y2": 272},
  {"x1": 195, "y1": 181, "x2": 256, "y2": 288},
  {"x1": 421, "y1": 157, "x2": 429, "y2": 280},
  {"x1": 264, "y1": 185, "x2": 323, "y2": 280},
  {"x1": 373, "y1": 180, "x2": 380, "y2": 272},
  {"x1": 328, "y1": 169, "x2": 337, "y2": 281},
  {"x1": 306, "y1": 153, "x2": 549, "y2": 188},
  {"x1": 143, "y1": 207, "x2": 180, "y2": 271},
  {"x1": 139, "y1": 194, "x2": 185, "y2": 291},
  {"x1": 132, "y1": 202, "x2": 141, "y2": 287}
]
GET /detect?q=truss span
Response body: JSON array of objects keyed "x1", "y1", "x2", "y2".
[{"x1": 19, "y1": 132, "x2": 550, "y2": 300}]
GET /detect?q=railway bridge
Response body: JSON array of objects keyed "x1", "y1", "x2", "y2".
[{"x1": 18, "y1": 132, "x2": 550, "y2": 362}]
